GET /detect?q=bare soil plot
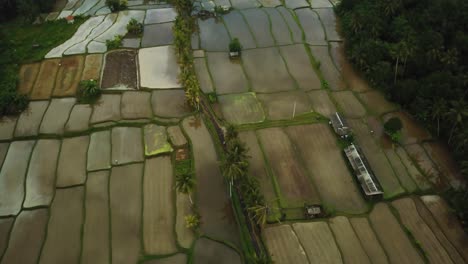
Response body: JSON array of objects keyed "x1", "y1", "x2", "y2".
[
  {"x1": 349, "y1": 217, "x2": 389, "y2": 263},
  {"x1": 383, "y1": 111, "x2": 431, "y2": 145},
  {"x1": 144, "y1": 8, "x2": 177, "y2": 24},
  {"x1": 39, "y1": 97, "x2": 76, "y2": 134},
  {"x1": 14, "y1": 100, "x2": 49, "y2": 137},
  {"x1": 142, "y1": 22, "x2": 174, "y2": 47},
  {"x1": 151, "y1": 89, "x2": 191, "y2": 117},
  {"x1": 292, "y1": 222, "x2": 342, "y2": 263},
  {"x1": 65, "y1": 104, "x2": 92, "y2": 132},
  {"x1": 39, "y1": 187, "x2": 84, "y2": 264},
  {"x1": 264, "y1": 8, "x2": 293, "y2": 45},
  {"x1": 285, "y1": 124, "x2": 367, "y2": 213},
  {"x1": 110, "y1": 164, "x2": 143, "y2": 264},
  {"x1": 239, "y1": 131, "x2": 278, "y2": 205},
  {"x1": 218, "y1": 93, "x2": 265, "y2": 125},
  {"x1": 23, "y1": 139, "x2": 60, "y2": 208},
  {"x1": 242, "y1": 9, "x2": 275, "y2": 47},
  {"x1": 82, "y1": 171, "x2": 110, "y2": 264},
  {"x1": 277, "y1": 7, "x2": 303, "y2": 43},
  {"x1": 423, "y1": 142, "x2": 463, "y2": 188},
  {"x1": 330, "y1": 42, "x2": 370, "y2": 92},
  {"x1": 194, "y1": 58, "x2": 214, "y2": 93},
  {"x1": 167, "y1": 125, "x2": 187, "y2": 147},
  {"x1": 18, "y1": 63, "x2": 40, "y2": 95},
  {"x1": 182, "y1": 117, "x2": 240, "y2": 247},
  {"x1": 395, "y1": 147, "x2": 432, "y2": 191},
  {"x1": 143, "y1": 156, "x2": 178, "y2": 254},
  {"x1": 405, "y1": 144, "x2": 444, "y2": 189},
  {"x1": 242, "y1": 48, "x2": 296, "y2": 92},
  {"x1": 413, "y1": 197, "x2": 466, "y2": 264},
  {"x1": 384, "y1": 149, "x2": 418, "y2": 193},
  {"x1": 285, "y1": 0, "x2": 309, "y2": 9},
  {"x1": 279, "y1": 44, "x2": 321, "y2": 91},
  {"x1": 144, "y1": 253, "x2": 187, "y2": 264},
  {"x1": 257, "y1": 91, "x2": 312, "y2": 120},
  {"x1": 0, "y1": 218, "x2": 14, "y2": 259},
  {"x1": 392, "y1": 198, "x2": 453, "y2": 263},
  {"x1": 257, "y1": 127, "x2": 320, "y2": 207},
  {"x1": 295, "y1": 8, "x2": 326, "y2": 45},
  {"x1": 0, "y1": 143, "x2": 8, "y2": 168},
  {"x1": 175, "y1": 192, "x2": 195, "y2": 249},
  {"x1": 222, "y1": 11, "x2": 256, "y2": 49},
  {"x1": 315, "y1": 8, "x2": 341, "y2": 41},
  {"x1": 81, "y1": 54, "x2": 103, "y2": 80},
  {"x1": 331, "y1": 91, "x2": 367, "y2": 118},
  {"x1": 1, "y1": 209, "x2": 48, "y2": 264},
  {"x1": 264, "y1": 225, "x2": 309, "y2": 264},
  {"x1": 53, "y1": 55, "x2": 84, "y2": 96},
  {"x1": 101, "y1": 50, "x2": 138, "y2": 89},
  {"x1": 311, "y1": 0, "x2": 333, "y2": 8},
  {"x1": 87, "y1": 130, "x2": 111, "y2": 171},
  {"x1": 56, "y1": 136, "x2": 89, "y2": 187},
  {"x1": 358, "y1": 90, "x2": 398, "y2": 115},
  {"x1": 198, "y1": 18, "x2": 230, "y2": 51},
  {"x1": 308, "y1": 90, "x2": 337, "y2": 117},
  {"x1": 329, "y1": 216, "x2": 371, "y2": 263},
  {"x1": 348, "y1": 119, "x2": 405, "y2": 198},
  {"x1": 231, "y1": 0, "x2": 260, "y2": 9},
  {"x1": 121, "y1": 91, "x2": 152, "y2": 119},
  {"x1": 30, "y1": 59, "x2": 60, "y2": 99},
  {"x1": 369, "y1": 203, "x2": 424, "y2": 264},
  {"x1": 112, "y1": 127, "x2": 144, "y2": 165},
  {"x1": 421, "y1": 195, "x2": 468, "y2": 262},
  {"x1": 0, "y1": 141, "x2": 35, "y2": 216},
  {"x1": 90, "y1": 94, "x2": 121, "y2": 124},
  {"x1": 310, "y1": 46, "x2": 344, "y2": 90},
  {"x1": 0, "y1": 117, "x2": 17, "y2": 140},
  {"x1": 206, "y1": 52, "x2": 249, "y2": 94},
  {"x1": 193, "y1": 238, "x2": 242, "y2": 264},
  {"x1": 259, "y1": 0, "x2": 281, "y2": 7},
  {"x1": 144, "y1": 124, "x2": 173, "y2": 156}
]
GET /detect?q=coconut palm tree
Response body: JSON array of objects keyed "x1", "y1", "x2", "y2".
[
  {"x1": 175, "y1": 173, "x2": 195, "y2": 204},
  {"x1": 431, "y1": 98, "x2": 447, "y2": 136},
  {"x1": 221, "y1": 139, "x2": 250, "y2": 196},
  {"x1": 447, "y1": 99, "x2": 468, "y2": 144}
]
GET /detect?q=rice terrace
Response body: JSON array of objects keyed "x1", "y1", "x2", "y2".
[{"x1": 0, "y1": 0, "x2": 467, "y2": 263}]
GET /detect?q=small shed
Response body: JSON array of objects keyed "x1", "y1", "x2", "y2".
[{"x1": 329, "y1": 112, "x2": 351, "y2": 138}]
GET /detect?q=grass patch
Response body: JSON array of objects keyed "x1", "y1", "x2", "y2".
[
  {"x1": 0, "y1": 17, "x2": 87, "y2": 115},
  {"x1": 175, "y1": 158, "x2": 193, "y2": 176}
]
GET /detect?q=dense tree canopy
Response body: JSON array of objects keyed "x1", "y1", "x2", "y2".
[
  {"x1": 337, "y1": 0, "x2": 468, "y2": 223},
  {"x1": 337, "y1": 0, "x2": 468, "y2": 174}
]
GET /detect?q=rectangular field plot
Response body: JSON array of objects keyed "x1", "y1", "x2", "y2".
[
  {"x1": 292, "y1": 222, "x2": 342, "y2": 263},
  {"x1": 329, "y1": 216, "x2": 371, "y2": 263},
  {"x1": 349, "y1": 217, "x2": 389, "y2": 263},
  {"x1": 421, "y1": 195, "x2": 468, "y2": 262},
  {"x1": 285, "y1": 124, "x2": 367, "y2": 213},
  {"x1": 369, "y1": 203, "x2": 424, "y2": 264},
  {"x1": 392, "y1": 198, "x2": 454, "y2": 263},
  {"x1": 264, "y1": 225, "x2": 309, "y2": 264},
  {"x1": 257, "y1": 127, "x2": 320, "y2": 208}
]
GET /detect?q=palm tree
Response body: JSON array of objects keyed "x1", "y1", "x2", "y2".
[
  {"x1": 248, "y1": 200, "x2": 280, "y2": 229},
  {"x1": 221, "y1": 139, "x2": 250, "y2": 196},
  {"x1": 447, "y1": 100, "x2": 468, "y2": 144},
  {"x1": 175, "y1": 173, "x2": 195, "y2": 204},
  {"x1": 431, "y1": 98, "x2": 447, "y2": 136}
]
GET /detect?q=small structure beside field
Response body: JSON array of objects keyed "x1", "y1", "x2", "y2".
[{"x1": 344, "y1": 144, "x2": 384, "y2": 197}]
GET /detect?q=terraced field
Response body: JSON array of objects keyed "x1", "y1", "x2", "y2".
[{"x1": 1, "y1": 0, "x2": 467, "y2": 263}]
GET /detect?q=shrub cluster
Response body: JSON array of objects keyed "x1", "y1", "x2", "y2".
[
  {"x1": 77, "y1": 79, "x2": 101, "y2": 104},
  {"x1": 105, "y1": 34, "x2": 123, "y2": 50},
  {"x1": 105, "y1": 0, "x2": 127, "y2": 12},
  {"x1": 126, "y1": 18, "x2": 143, "y2": 36},
  {"x1": 172, "y1": 0, "x2": 200, "y2": 109}
]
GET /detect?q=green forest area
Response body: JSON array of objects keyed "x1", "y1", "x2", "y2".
[{"x1": 337, "y1": 0, "x2": 468, "y2": 220}]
